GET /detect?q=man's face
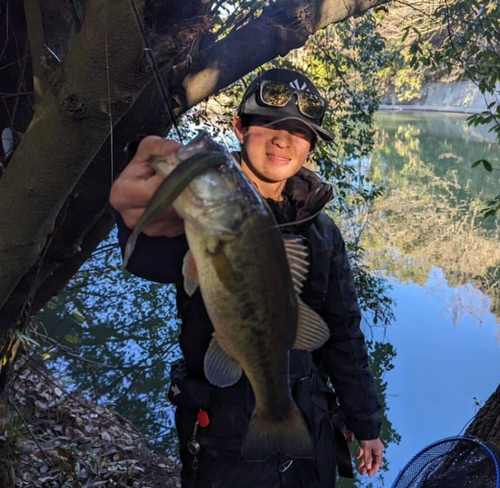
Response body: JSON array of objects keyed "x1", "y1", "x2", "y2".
[{"x1": 233, "y1": 116, "x2": 313, "y2": 186}]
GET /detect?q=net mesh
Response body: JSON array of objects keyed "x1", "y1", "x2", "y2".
[{"x1": 392, "y1": 436, "x2": 500, "y2": 488}]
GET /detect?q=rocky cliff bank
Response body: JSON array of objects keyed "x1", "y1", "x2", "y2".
[{"x1": 380, "y1": 80, "x2": 500, "y2": 114}]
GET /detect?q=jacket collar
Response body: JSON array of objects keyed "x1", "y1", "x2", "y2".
[{"x1": 282, "y1": 166, "x2": 333, "y2": 223}]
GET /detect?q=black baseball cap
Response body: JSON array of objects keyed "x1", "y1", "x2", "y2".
[{"x1": 237, "y1": 68, "x2": 334, "y2": 142}]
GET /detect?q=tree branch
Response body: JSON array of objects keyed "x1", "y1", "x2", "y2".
[
  {"x1": 173, "y1": 0, "x2": 390, "y2": 111},
  {"x1": 23, "y1": 0, "x2": 48, "y2": 105},
  {"x1": 0, "y1": 0, "x2": 147, "y2": 317}
]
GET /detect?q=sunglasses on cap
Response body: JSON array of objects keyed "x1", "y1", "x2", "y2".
[{"x1": 246, "y1": 81, "x2": 326, "y2": 120}]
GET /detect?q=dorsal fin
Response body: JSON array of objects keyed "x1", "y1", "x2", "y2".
[
  {"x1": 283, "y1": 237, "x2": 309, "y2": 294},
  {"x1": 283, "y1": 237, "x2": 330, "y2": 350},
  {"x1": 293, "y1": 298, "x2": 330, "y2": 351}
]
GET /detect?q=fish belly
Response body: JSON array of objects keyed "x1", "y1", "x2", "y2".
[{"x1": 185, "y1": 218, "x2": 314, "y2": 460}]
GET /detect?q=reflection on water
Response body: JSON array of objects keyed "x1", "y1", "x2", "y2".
[
  {"x1": 355, "y1": 111, "x2": 500, "y2": 485},
  {"x1": 37, "y1": 249, "x2": 182, "y2": 453},
  {"x1": 36, "y1": 111, "x2": 500, "y2": 486},
  {"x1": 366, "y1": 111, "x2": 500, "y2": 328},
  {"x1": 375, "y1": 111, "x2": 500, "y2": 145}
]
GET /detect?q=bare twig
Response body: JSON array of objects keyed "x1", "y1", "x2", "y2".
[
  {"x1": 0, "y1": 0, "x2": 10, "y2": 62},
  {"x1": 36, "y1": 333, "x2": 113, "y2": 369},
  {"x1": 213, "y1": 0, "x2": 261, "y2": 40},
  {"x1": 8, "y1": 397, "x2": 53, "y2": 466},
  {"x1": 0, "y1": 92, "x2": 34, "y2": 100}
]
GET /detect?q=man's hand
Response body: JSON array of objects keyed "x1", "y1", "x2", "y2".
[
  {"x1": 109, "y1": 136, "x2": 184, "y2": 237},
  {"x1": 356, "y1": 438, "x2": 383, "y2": 477}
]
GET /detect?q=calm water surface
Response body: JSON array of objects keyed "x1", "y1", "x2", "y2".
[
  {"x1": 39, "y1": 111, "x2": 500, "y2": 487},
  {"x1": 354, "y1": 111, "x2": 500, "y2": 486}
]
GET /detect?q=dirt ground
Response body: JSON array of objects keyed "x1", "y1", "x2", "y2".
[{"x1": 1, "y1": 355, "x2": 181, "y2": 488}]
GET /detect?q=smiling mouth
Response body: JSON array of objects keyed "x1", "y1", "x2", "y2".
[{"x1": 267, "y1": 153, "x2": 291, "y2": 163}]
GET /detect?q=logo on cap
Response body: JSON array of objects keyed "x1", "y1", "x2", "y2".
[{"x1": 289, "y1": 79, "x2": 309, "y2": 91}]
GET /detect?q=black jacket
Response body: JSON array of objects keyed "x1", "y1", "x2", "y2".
[{"x1": 116, "y1": 165, "x2": 381, "y2": 441}]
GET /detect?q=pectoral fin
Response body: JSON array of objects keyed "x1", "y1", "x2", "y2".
[
  {"x1": 293, "y1": 299, "x2": 330, "y2": 351},
  {"x1": 182, "y1": 250, "x2": 199, "y2": 296},
  {"x1": 204, "y1": 335, "x2": 242, "y2": 387}
]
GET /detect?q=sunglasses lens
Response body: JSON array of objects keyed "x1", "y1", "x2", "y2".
[
  {"x1": 298, "y1": 92, "x2": 325, "y2": 118},
  {"x1": 260, "y1": 83, "x2": 292, "y2": 107},
  {"x1": 259, "y1": 82, "x2": 326, "y2": 119}
]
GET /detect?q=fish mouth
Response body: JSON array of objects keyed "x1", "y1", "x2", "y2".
[{"x1": 121, "y1": 150, "x2": 228, "y2": 271}]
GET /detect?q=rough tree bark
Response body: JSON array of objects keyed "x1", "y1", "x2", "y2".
[{"x1": 466, "y1": 383, "x2": 500, "y2": 457}]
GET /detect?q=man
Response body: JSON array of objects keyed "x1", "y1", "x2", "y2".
[{"x1": 110, "y1": 68, "x2": 383, "y2": 487}]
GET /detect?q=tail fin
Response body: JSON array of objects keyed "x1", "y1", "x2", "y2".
[{"x1": 241, "y1": 403, "x2": 314, "y2": 462}]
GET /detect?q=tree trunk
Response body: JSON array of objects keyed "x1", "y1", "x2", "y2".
[
  {"x1": 0, "y1": 0, "x2": 389, "y2": 334},
  {"x1": 417, "y1": 385, "x2": 500, "y2": 485},
  {"x1": 466, "y1": 383, "x2": 500, "y2": 457}
]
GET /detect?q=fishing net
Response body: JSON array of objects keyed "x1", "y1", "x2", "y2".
[{"x1": 392, "y1": 436, "x2": 500, "y2": 488}]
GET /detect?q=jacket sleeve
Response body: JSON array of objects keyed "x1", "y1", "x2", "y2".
[
  {"x1": 311, "y1": 215, "x2": 381, "y2": 440},
  {"x1": 115, "y1": 213, "x2": 188, "y2": 284}
]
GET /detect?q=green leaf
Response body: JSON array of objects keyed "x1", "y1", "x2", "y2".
[
  {"x1": 471, "y1": 159, "x2": 494, "y2": 171},
  {"x1": 375, "y1": 5, "x2": 389, "y2": 14},
  {"x1": 71, "y1": 309, "x2": 85, "y2": 324},
  {"x1": 65, "y1": 334, "x2": 81, "y2": 345},
  {"x1": 13, "y1": 329, "x2": 39, "y2": 347},
  {"x1": 483, "y1": 160, "x2": 493, "y2": 172},
  {"x1": 401, "y1": 27, "x2": 410, "y2": 43}
]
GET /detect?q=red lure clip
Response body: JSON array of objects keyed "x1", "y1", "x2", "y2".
[{"x1": 197, "y1": 409, "x2": 210, "y2": 427}]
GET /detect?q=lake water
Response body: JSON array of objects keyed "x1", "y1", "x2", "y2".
[
  {"x1": 38, "y1": 111, "x2": 500, "y2": 487},
  {"x1": 349, "y1": 111, "x2": 500, "y2": 486}
]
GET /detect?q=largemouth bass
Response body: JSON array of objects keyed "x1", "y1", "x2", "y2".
[{"x1": 123, "y1": 131, "x2": 330, "y2": 461}]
